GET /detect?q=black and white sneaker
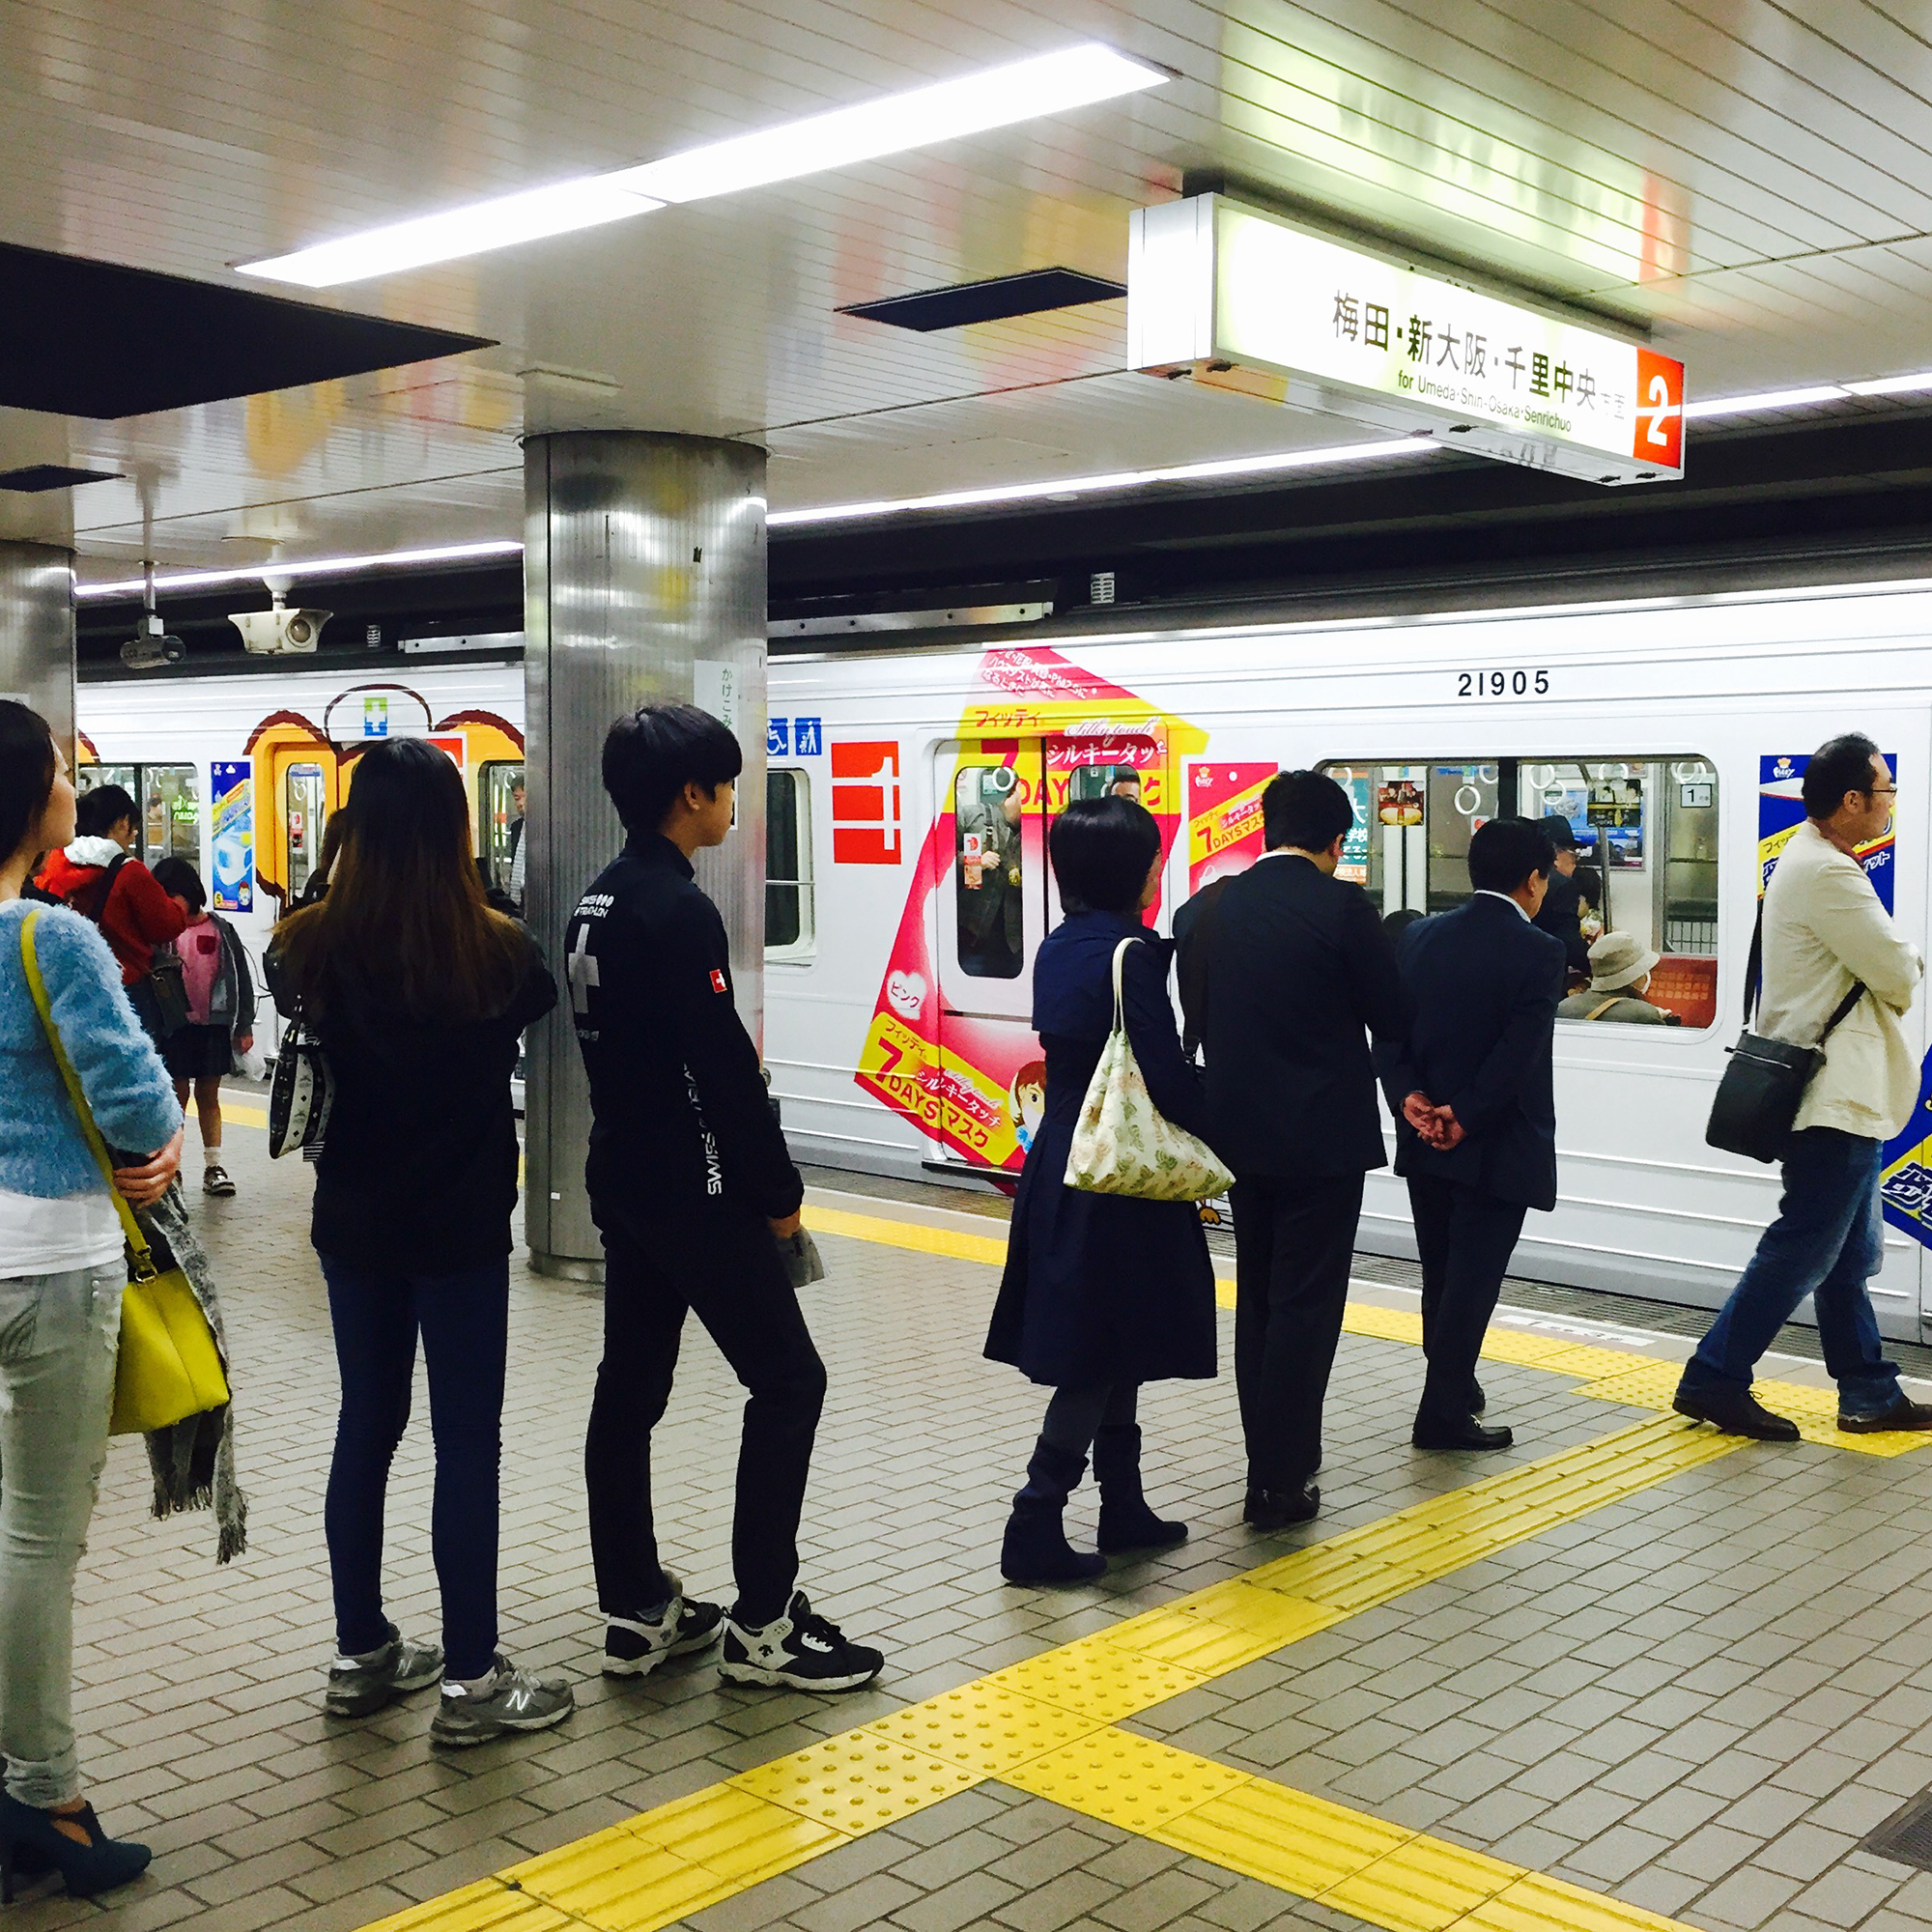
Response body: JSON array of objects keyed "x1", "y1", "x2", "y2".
[
  {"x1": 323, "y1": 1629, "x2": 444, "y2": 1717},
  {"x1": 717, "y1": 1591, "x2": 883, "y2": 1692},
  {"x1": 430, "y1": 1654, "x2": 575, "y2": 1747},
  {"x1": 603, "y1": 1575, "x2": 725, "y2": 1678}
]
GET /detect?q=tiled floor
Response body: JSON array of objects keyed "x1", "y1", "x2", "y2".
[{"x1": 18, "y1": 1115, "x2": 1932, "y2": 1932}]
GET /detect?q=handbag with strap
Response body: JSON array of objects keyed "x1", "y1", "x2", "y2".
[
  {"x1": 19, "y1": 912, "x2": 232, "y2": 1435},
  {"x1": 268, "y1": 994, "x2": 334, "y2": 1159},
  {"x1": 1065, "y1": 936, "x2": 1236, "y2": 1203},
  {"x1": 1705, "y1": 899, "x2": 1865, "y2": 1164}
]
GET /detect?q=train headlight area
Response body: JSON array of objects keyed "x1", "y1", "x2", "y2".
[{"x1": 23, "y1": 0, "x2": 1932, "y2": 1924}]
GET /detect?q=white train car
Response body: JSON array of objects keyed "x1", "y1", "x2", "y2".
[{"x1": 76, "y1": 574, "x2": 1932, "y2": 1339}]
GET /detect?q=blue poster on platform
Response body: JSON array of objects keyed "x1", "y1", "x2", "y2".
[{"x1": 210, "y1": 760, "x2": 253, "y2": 914}]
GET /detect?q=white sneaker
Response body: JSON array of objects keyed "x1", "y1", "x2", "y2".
[
  {"x1": 603, "y1": 1575, "x2": 725, "y2": 1677},
  {"x1": 717, "y1": 1591, "x2": 883, "y2": 1692}
]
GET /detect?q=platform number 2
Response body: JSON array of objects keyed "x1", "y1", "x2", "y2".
[{"x1": 1644, "y1": 372, "x2": 1675, "y2": 448}]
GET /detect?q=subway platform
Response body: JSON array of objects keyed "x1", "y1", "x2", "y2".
[{"x1": 31, "y1": 1107, "x2": 1932, "y2": 1932}]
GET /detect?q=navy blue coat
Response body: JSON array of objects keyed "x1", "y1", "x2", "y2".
[
  {"x1": 984, "y1": 911, "x2": 1220, "y2": 1387},
  {"x1": 1375, "y1": 895, "x2": 1565, "y2": 1210}
]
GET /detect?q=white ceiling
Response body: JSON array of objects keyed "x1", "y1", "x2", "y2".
[{"x1": 7, "y1": 0, "x2": 1932, "y2": 582}]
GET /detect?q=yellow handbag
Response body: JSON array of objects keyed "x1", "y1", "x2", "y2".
[{"x1": 20, "y1": 912, "x2": 232, "y2": 1435}]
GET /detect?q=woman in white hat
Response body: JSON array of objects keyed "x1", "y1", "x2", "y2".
[{"x1": 1557, "y1": 930, "x2": 1683, "y2": 1025}]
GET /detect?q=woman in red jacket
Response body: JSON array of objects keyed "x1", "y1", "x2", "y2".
[{"x1": 35, "y1": 785, "x2": 185, "y2": 1039}]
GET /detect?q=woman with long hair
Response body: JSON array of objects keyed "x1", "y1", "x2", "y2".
[
  {"x1": 269, "y1": 738, "x2": 569, "y2": 1747},
  {"x1": 0, "y1": 701, "x2": 182, "y2": 1896}
]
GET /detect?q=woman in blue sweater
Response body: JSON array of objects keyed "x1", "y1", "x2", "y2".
[{"x1": 0, "y1": 701, "x2": 183, "y2": 1899}]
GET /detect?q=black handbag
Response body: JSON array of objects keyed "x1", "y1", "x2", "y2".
[
  {"x1": 1705, "y1": 902, "x2": 1863, "y2": 1163},
  {"x1": 268, "y1": 997, "x2": 335, "y2": 1159}
]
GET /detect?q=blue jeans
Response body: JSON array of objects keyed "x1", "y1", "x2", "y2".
[
  {"x1": 0, "y1": 1263, "x2": 122, "y2": 1805},
  {"x1": 1681, "y1": 1128, "x2": 1901, "y2": 1416},
  {"x1": 320, "y1": 1257, "x2": 508, "y2": 1681}
]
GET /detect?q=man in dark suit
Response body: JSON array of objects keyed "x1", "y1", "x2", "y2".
[
  {"x1": 1182, "y1": 771, "x2": 1408, "y2": 1529},
  {"x1": 1377, "y1": 818, "x2": 1566, "y2": 1451}
]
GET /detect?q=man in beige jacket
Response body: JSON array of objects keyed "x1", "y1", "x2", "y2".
[{"x1": 1676, "y1": 734, "x2": 1932, "y2": 1438}]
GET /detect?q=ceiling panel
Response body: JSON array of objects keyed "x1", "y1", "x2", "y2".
[{"x1": 3, "y1": 0, "x2": 1931, "y2": 576}]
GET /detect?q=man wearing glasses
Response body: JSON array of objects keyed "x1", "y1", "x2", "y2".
[{"x1": 1676, "y1": 734, "x2": 1931, "y2": 1438}]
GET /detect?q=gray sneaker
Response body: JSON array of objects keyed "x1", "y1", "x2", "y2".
[
  {"x1": 324, "y1": 1632, "x2": 445, "y2": 1717},
  {"x1": 430, "y1": 1654, "x2": 575, "y2": 1747}
]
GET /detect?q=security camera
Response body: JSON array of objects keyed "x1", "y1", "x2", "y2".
[
  {"x1": 228, "y1": 574, "x2": 330, "y2": 655},
  {"x1": 120, "y1": 612, "x2": 185, "y2": 670}
]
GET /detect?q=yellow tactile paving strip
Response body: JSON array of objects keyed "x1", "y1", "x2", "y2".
[
  {"x1": 818, "y1": 1203, "x2": 1932, "y2": 1457},
  {"x1": 360, "y1": 1415, "x2": 1746, "y2": 1932}
]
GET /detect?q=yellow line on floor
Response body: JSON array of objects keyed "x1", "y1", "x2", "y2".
[
  {"x1": 359, "y1": 1416, "x2": 1742, "y2": 1932},
  {"x1": 812, "y1": 1205, "x2": 1932, "y2": 1457},
  {"x1": 1010, "y1": 1726, "x2": 1690, "y2": 1932}
]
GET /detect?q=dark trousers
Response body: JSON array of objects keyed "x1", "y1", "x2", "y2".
[
  {"x1": 1406, "y1": 1175, "x2": 1526, "y2": 1425},
  {"x1": 1230, "y1": 1172, "x2": 1365, "y2": 1492},
  {"x1": 320, "y1": 1256, "x2": 509, "y2": 1682},
  {"x1": 586, "y1": 1206, "x2": 827, "y2": 1629}
]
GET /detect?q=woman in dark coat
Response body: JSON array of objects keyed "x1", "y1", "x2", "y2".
[{"x1": 985, "y1": 796, "x2": 1221, "y2": 1584}]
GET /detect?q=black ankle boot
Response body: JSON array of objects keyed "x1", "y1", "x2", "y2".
[
  {"x1": 0, "y1": 1795, "x2": 150, "y2": 1901},
  {"x1": 1000, "y1": 1438, "x2": 1105, "y2": 1584},
  {"x1": 1093, "y1": 1424, "x2": 1187, "y2": 1555}
]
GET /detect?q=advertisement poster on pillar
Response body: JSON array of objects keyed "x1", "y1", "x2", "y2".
[{"x1": 210, "y1": 760, "x2": 253, "y2": 914}]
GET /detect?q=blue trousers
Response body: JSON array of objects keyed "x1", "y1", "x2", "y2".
[
  {"x1": 1681, "y1": 1128, "x2": 1901, "y2": 1416},
  {"x1": 320, "y1": 1257, "x2": 509, "y2": 1680}
]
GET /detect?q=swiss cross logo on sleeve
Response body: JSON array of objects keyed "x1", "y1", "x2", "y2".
[{"x1": 710, "y1": 968, "x2": 728, "y2": 994}]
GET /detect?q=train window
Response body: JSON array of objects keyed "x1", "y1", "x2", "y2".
[
  {"x1": 77, "y1": 762, "x2": 199, "y2": 867},
  {"x1": 1321, "y1": 755, "x2": 1720, "y2": 1028},
  {"x1": 954, "y1": 764, "x2": 1026, "y2": 979},
  {"x1": 766, "y1": 768, "x2": 814, "y2": 954},
  {"x1": 141, "y1": 766, "x2": 200, "y2": 867},
  {"x1": 285, "y1": 764, "x2": 327, "y2": 900},
  {"x1": 480, "y1": 761, "x2": 526, "y2": 903}
]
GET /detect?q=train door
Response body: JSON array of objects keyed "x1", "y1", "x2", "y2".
[{"x1": 284, "y1": 764, "x2": 327, "y2": 900}]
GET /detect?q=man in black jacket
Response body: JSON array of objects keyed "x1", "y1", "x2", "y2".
[
  {"x1": 1182, "y1": 771, "x2": 1408, "y2": 1529},
  {"x1": 1532, "y1": 814, "x2": 1588, "y2": 984},
  {"x1": 1377, "y1": 818, "x2": 1566, "y2": 1451},
  {"x1": 567, "y1": 704, "x2": 882, "y2": 1693}
]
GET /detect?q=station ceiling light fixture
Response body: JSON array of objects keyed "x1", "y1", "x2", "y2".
[
  {"x1": 239, "y1": 43, "x2": 1169, "y2": 287},
  {"x1": 74, "y1": 538, "x2": 524, "y2": 599},
  {"x1": 766, "y1": 435, "x2": 1435, "y2": 526},
  {"x1": 1686, "y1": 370, "x2": 1932, "y2": 417}
]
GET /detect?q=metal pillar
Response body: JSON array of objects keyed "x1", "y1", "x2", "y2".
[
  {"x1": 523, "y1": 432, "x2": 768, "y2": 1278},
  {"x1": 0, "y1": 543, "x2": 76, "y2": 759}
]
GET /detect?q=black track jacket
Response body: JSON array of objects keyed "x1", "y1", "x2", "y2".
[{"x1": 567, "y1": 834, "x2": 803, "y2": 1223}]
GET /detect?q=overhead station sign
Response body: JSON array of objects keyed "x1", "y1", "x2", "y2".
[{"x1": 1128, "y1": 195, "x2": 1685, "y2": 488}]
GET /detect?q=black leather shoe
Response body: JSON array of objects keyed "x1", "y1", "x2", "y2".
[
  {"x1": 1412, "y1": 1414, "x2": 1513, "y2": 1451},
  {"x1": 1838, "y1": 1396, "x2": 1932, "y2": 1434},
  {"x1": 1246, "y1": 1483, "x2": 1319, "y2": 1531},
  {"x1": 1671, "y1": 1385, "x2": 1799, "y2": 1441}
]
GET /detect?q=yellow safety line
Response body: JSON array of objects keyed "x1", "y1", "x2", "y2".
[
  {"x1": 1009, "y1": 1727, "x2": 1690, "y2": 1932},
  {"x1": 814, "y1": 1205, "x2": 1932, "y2": 1457},
  {"x1": 218, "y1": 1101, "x2": 269, "y2": 1128},
  {"x1": 359, "y1": 1416, "x2": 1742, "y2": 1932}
]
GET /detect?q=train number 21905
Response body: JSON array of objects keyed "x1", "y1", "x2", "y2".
[{"x1": 1457, "y1": 668, "x2": 1550, "y2": 697}]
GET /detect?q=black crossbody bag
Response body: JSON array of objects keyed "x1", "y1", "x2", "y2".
[{"x1": 1705, "y1": 901, "x2": 1863, "y2": 1164}]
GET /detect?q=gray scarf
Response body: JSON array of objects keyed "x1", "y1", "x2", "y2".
[{"x1": 131, "y1": 1186, "x2": 248, "y2": 1564}]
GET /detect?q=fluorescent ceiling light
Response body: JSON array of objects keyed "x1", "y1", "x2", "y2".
[
  {"x1": 242, "y1": 182, "x2": 656, "y2": 290},
  {"x1": 1683, "y1": 384, "x2": 1845, "y2": 418},
  {"x1": 75, "y1": 538, "x2": 523, "y2": 599},
  {"x1": 1845, "y1": 370, "x2": 1932, "y2": 397},
  {"x1": 240, "y1": 43, "x2": 1168, "y2": 287},
  {"x1": 767, "y1": 437, "x2": 1433, "y2": 526}
]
